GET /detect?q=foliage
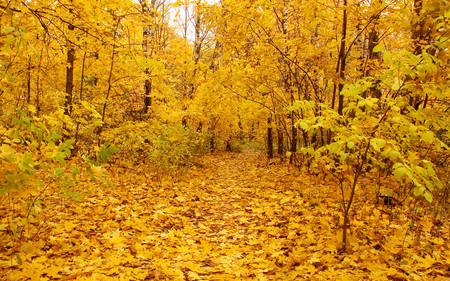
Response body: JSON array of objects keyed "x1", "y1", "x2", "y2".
[
  {"x1": 110, "y1": 121, "x2": 211, "y2": 169},
  {"x1": 291, "y1": 46, "x2": 450, "y2": 248},
  {"x1": 0, "y1": 109, "x2": 118, "y2": 265},
  {"x1": 0, "y1": 109, "x2": 79, "y2": 198}
]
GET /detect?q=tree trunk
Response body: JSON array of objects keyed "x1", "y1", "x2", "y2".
[
  {"x1": 188, "y1": 1, "x2": 202, "y2": 100},
  {"x1": 98, "y1": 17, "x2": 121, "y2": 144},
  {"x1": 277, "y1": 125, "x2": 284, "y2": 161},
  {"x1": 290, "y1": 116, "x2": 297, "y2": 164},
  {"x1": 141, "y1": 0, "x2": 156, "y2": 115},
  {"x1": 268, "y1": 116, "x2": 274, "y2": 159},
  {"x1": 337, "y1": 0, "x2": 347, "y2": 115},
  {"x1": 26, "y1": 56, "x2": 31, "y2": 104},
  {"x1": 64, "y1": 9, "x2": 75, "y2": 117},
  {"x1": 74, "y1": 50, "x2": 87, "y2": 149}
]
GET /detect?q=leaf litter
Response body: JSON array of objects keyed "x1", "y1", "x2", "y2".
[{"x1": 1, "y1": 150, "x2": 449, "y2": 280}]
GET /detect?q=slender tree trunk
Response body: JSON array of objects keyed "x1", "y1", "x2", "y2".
[
  {"x1": 364, "y1": 30, "x2": 382, "y2": 99},
  {"x1": 141, "y1": 0, "x2": 156, "y2": 115},
  {"x1": 210, "y1": 39, "x2": 222, "y2": 72},
  {"x1": 74, "y1": 50, "x2": 87, "y2": 148},
  {"x1": 209, "y1": 115, "x2": 216, "y2": 151},
  {"x1": 290, "y1": 113, "x2": 297, "y2": 164},
  {"x1": 412, "y1": 0, "x2": 425, "y2": 56},
  {"x1": 342, "y1": 138, "x2": 371, "y2": 252},
  {"x1": 279, "y1": 0, "x2": 297, "y2": 163},
  {"x1": 79, "y1": 51, "x2": 87, "y2": 102},
  {"x1": 277, "y1": 124, "x2": 284, "y2": 161},
  {"x1": 64, "y1": 10, "x2": 75, "y2": 117},
  {"x1": 36, "y1": 36, "x2": 45, "y2": 117},
  {"x1": 337, "y1": 0, "x2": 347, "y2": 115},
  {"x1": 26, "y1": 56, "x2": 31, "y2": 104},
  {"x1": 188, "y1": 1, "x2": 202, "y2": 100},
  {"x1": 98, "y1": 18, "x2": 121, "y2": 144},
  {"x1": 101, "y1": 39, "x2": 117, "y2": 124},
  {"x1": 268, "y1": 116, "x2": 274, "y2": 159},
  {"x1": 411, "y1": 0, "x2": 430, "y2": 109},
  {"x1": 208, "y1": 35, "x2": 222, "y2": 150}
]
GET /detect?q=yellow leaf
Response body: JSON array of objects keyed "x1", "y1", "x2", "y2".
[
  {"x1": 28, "y1": 105, "x2": 37, "y2": 114},
  {"x1": 418, "y1": 255, "x2": 435, "y2": 269},
  {"x1": 64, "y1": 221, "x2": 77, "y2": 231},
  {"x1": 43, "y1": 265, "x2": 61, "y2": 278}
]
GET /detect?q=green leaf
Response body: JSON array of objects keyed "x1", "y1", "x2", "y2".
[
  {"x1": 1, "y1": 27, "x2": 14, "y2": 34},
  {"x1": 70, "y1": 164, "x2": 79, "y2": 175},
  {"x1": 65, "y1": 139, "x2": 76, "y2": 146},
  {"x1": 55, "y1": 153, "x2": 66, "y2": 166},
  {"x1": 371, "y1": 142, "x2": 380, "y2": 152},
  {"x1": 299, "y1": 121, "x2": 308, "y2": 130},
  {"x1": 394, "y1": 167, "x2": 407, "y2": 180},
  {"x1": 347, "y1": 141, "x2": 355, "y2": 149},
  {"x1": 280, "y1": 197, "x2": 290, "y2": 205},
  {"x1": 16, "y1": 254, "x2": 22, "y2": 265},
  {"x1": 376, "y1": 139, "x2": 386, "y2": 149},
  {"x1": 107, "y1": 146, "x2": 119, "y2": 154},
  {"x1": 22, "y1": 156, "x2": 33, "y2": 165},
  {"x1": 413, "y1": 185, "x2": 425, "y2": 196},
  {"x1": 425, "y1": 180, "x2": 434, "y2": 192},
  {"x1": 373, "y1": 45, "x2": 385, "y2": 52},
  {"x1": 0, "y1": 187, "x2": 9, "y2": 195},
  {"x1": 424, "y1": 191, "x2": 433, "y2": 203},
  {"x1": 99, "y1": 150, "x2": 111, "y2": 162},
  {"x1": 5, "y1": 157, "x2": 17, "y2": 162},
  {"x1": 390, "y1": 150, "x2": 400, "y2": 160},
  {"x1": 435, "y1": 180, "x2": 443, "y2": 190},
  {"x1": 383, "y1": 51, "x2": 392, "y2": 61},
  {"x1": 422, "y1": 131, "x2": 434, "y2": 143}
]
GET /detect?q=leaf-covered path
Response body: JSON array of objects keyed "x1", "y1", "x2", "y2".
[{"x1": 2, "y1": 151, "x2": 450, "y2": 280}]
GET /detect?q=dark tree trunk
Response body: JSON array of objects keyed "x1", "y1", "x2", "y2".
[
  {"x1": 337, "y1": 0, "x2": 347, "y2": 115},
  {"x1": 363, "y1": 30, "x2": 382, "y2": 99},
  {"x1": 277, "y1": 126, "x2": 284, "y2": 161},
  {"x1": 64, "y1": 17, "x2": 75, "y2": 116},
  {"x1": 268, "y1": 117, "x2": 274, "y2": 159},
  {"x1": 140, "y1": 0, "x2": 156, "y2": 115},
  {"x1": 143, "y1": 77, "x2": 152, "y2": 114},
  {"x1": 26, "y1": 56, "x2": 31, "y2": 104},
  {"x1": 290, "y1": 118, "x2": 297, "y2": 164}
]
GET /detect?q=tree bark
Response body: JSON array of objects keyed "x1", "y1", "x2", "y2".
[
  {"x1": 26, "y1": 56, "x2": 31, "y2": 104},
  {"x1": 337, "y1": 0, "x2": 347, "y2": 115},
  {"x1": 277, "y1": 125, "x2": 284, "y2": 161},
  {"x1": 141, "y1": 0, "x2": 156, "y2": 115},
  {"x1": 268, "y1": 116, "x2": 274, "y2": 159},
  {"x1": 64, "y1": 8, "x2": 75, "y2": 117},
  {"x1": 98, "y1": 17, "x2": 121, "y2": 143},
  {"x1": 188, "y1": 1, "x2": 202, "y2": 100}
]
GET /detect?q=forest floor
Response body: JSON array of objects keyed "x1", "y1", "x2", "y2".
[{"x1": 1, "y1": 150, "x2": 450, "y2": 280}]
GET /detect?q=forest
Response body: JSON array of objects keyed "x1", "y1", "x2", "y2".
[{"x1": 1, "y1": 0, "x2": 450, "y2": 279}]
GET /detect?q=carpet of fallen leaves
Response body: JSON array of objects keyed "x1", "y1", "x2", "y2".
[{"x1": 1, "y1": 150, "x2": 450, "y2": 280}]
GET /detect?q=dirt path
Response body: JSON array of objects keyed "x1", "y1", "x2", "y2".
[{"x1": 143, "y1": 151, "x2": 308, "y2": 280}]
